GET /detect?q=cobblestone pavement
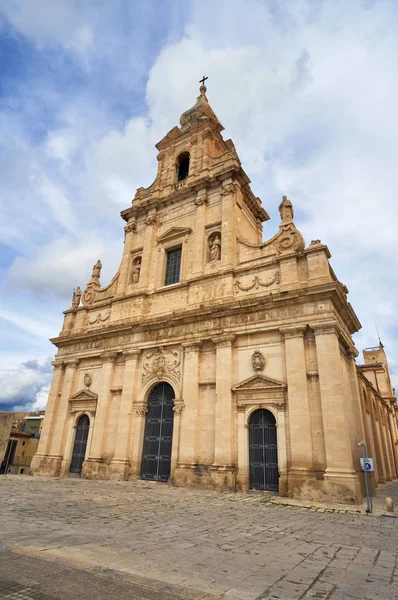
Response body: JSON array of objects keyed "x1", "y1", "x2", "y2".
[{"x1": 1, "y1": 476, "x2": 398, "y2": 600}]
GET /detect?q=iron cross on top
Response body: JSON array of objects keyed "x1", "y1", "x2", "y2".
[{"x1": 199, "y1": 76, "x2": 208, "y2": 85}]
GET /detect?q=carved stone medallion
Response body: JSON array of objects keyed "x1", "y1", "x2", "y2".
[
  {"x1": 251, "y1": 351, "x2": 265, "y2": 372},
  {"x1": 84, "y1": 372, "x2": 92, "y2": 388}
]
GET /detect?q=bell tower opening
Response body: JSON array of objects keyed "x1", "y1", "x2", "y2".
[{"x1": 176, "y1": 152, "x2": 190, "y2": 181}]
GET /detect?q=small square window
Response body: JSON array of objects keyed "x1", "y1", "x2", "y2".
[
  {"x1": 164, "y1": 247, "x2": 182, "y2": 286},
  {"x1": 22, "y1": 441, "x2": 26, "y2": 446}
]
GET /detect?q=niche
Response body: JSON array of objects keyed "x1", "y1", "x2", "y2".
[
  {"x1": 131, "y1": 256, "x2": 142, "y2": 284},
  {"x1": 208, "y1": 232, "x2": 221, "y2": 262}
]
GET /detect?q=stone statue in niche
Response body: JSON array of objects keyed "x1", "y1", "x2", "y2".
[
  {"x1": 252, "y1": 350, "x2": 265, "y2": 372},
  {"x1": 71, "y1": 286, "x2": 82, "y2": 309},
  {"x1": 131, "y1": 256, "x2": 142, "y2": 284},
  {"x1": 92, "y1": 260, "x2": 102, "y2": 280},
  {"x1": 278, "y1": 195, "x2": 294, "y2": 223},
  {"x1": 208, "y1": 232, "x2": 221, "y2": 262}
]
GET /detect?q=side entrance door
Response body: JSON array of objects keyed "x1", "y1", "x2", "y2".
[
  {"x1": 249, "y1": 409, "x2": 278, "y2": 491},
  {"x1": 141, "y1": 382, "x2": 175, "y2": 482},
  {"x1": 70, "y1": 414, "x2": 90, "y2": 474}
]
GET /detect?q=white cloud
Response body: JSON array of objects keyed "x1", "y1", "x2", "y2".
[
  {"x1": 0, "y1": 357, "x2": 52, "y2": 411},
  {"x1": 0, "y1": 0, "x2": 397, "y2": 388}
]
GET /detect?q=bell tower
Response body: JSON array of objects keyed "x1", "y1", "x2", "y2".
[{"x1": 114, "y1": 81, "x2": 269, "y2": 299}]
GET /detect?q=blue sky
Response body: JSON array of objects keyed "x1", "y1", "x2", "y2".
[{"x1": 0, "y1": 0, "x2": 397, "y2": 411}]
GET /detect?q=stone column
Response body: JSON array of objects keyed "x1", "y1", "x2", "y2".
[
  {"x1": 174, "y1": 343, "x2": 200, "y2": 485},
  {"x1": 211, "y1": 334, "x2": 236, "y2": 490},
  {"x1": 30, "y1": 360, "x2": 65, "y2": 476},
  {"x1": 314, "y1": 323, "x2": 361, "y2": 502},
  {"x1": 84, "y1": 352, "x2": 117, "y2": 478},
  {"x1": 109, "y1": 349, "x2": 141, "y2": 480},
  {"x1": 281, "y1": 326, "x2": 315, "y2": 492}
]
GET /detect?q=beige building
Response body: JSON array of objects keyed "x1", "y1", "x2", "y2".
[{"x1": 31, "y1": 83, "x2": 398, "y2": 503}]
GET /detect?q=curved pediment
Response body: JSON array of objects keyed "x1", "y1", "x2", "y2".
[{"x1": 232, "y1": 374, "x2": 286, "y2": 392}]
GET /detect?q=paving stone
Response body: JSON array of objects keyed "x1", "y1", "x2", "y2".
[{"x1": 1, "y1": 476, "x2": 398, "y2": 599}]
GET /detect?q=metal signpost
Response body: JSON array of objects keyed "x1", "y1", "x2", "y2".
[{"x1": 358, "y1": 441, "x2": 373, "y2": 513}]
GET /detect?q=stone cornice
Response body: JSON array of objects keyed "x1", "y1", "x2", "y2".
[
  {"x1": 52, "y1": 282, "x2": 359, "y2": 353},
  {"x1": 211, "y1": 333, "x2": 236, "y2": 347},
  {"x1": 279, "y1": 325, "x2": 306, "y2": 339}
]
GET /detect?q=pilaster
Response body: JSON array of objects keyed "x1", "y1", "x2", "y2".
[
  {"x1": 211, "y1": 333, "x2": 236, "y2": 489},
  {"x1": 109, "y1": 349, "x2": 141, "y2": 480},
  {"x1": 192, "y1": 188, "x2": 208, "y2": 276},
  {"x1": 176, "y1": 342, "x2": 200, "y2": 466},
  {"x1": 314, "y1": 323, "x2": 361, "y2": 503},
  {"x1": 50, "y1": 359, "x2": 80, "y2": 459},
  {"x1": 220, "y1": 182, "x2": 237, "y2": 269},
  {"x1": 30, "y1": 360, "x2": 65, "y2": 477},
  {"x1": 281, "y1": 326, "x2": 315, "y2": 490},
  {"x1": 83, "y1": 352, "x2": 117, "y2": 478}
]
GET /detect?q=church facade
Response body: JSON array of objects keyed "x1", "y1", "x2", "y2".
[{"x1": 31, "y1": 84, "x2": 398, "y2": 504}]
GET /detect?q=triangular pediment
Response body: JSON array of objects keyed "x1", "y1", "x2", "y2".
[
  {"x1": 69, "y1": 389, "x2": 98, "y2": 402},
  {"x1": 232, "y1": 374, "x2": 286, "y2": 392},
  {"x1": 156, "y1": 227, "x2": 192, "y2": 243}
]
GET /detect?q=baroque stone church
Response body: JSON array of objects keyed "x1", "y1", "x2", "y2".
[{"x1": 31, "y1": 83, "x2": 398, "y2": 504}]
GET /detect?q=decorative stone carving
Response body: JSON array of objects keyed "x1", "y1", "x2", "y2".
[
  {"x1": 131, "y1": 256, "x2": 142, "y2": 284},
  {"x1": 310, "y1": 239, "x2": 321, "y2": 246},
  {"x1": 220, "y1": 183, "x2": 234, "y2": 197},
  {"x1": 142, "y1": 346, "x2": 181, "y2": 382},
  {"x1": 87, "y1": 310, "x2": 111, "y2": 325},
  {"x1": 135, "y1": 406, "x2": 148, "y2": 417},
  {"x1": 235, "y1": 272, "x2": 279, "y2": 293},
  {"x1": 274, "y1": 230, "x2": 304, "y2": 255},
  {"x1": 124, "y1": 221, "x2": 137, "y2": 233},
  {"x1": 84, "y1": 372, "x2": 92, "y2": 388},
  {"x1": 251, "y1": 351, "x2": 265, "y2": 372},
  {"x1": 145, "y1": 214, "x2": 157, "y2": 226},
  {"x1": 71, "y1": 286, "x2": 82, "y2": 310},
  {"x1": 208, "y1": 232, "x2": 221, "y2": 262},
  {"x1": 173, "y1": 403, "x2": 184, "y2": 415},
  {"x1": 194, "y1": 194, "x2": 208, "y2": 207},
  {"x1": 237, "y1": 404, "x2": 246, "y2": 412}
]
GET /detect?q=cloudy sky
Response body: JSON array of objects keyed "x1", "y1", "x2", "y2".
[{"x1": 0, "y1": 0, "x2": 397, "y2": 412}]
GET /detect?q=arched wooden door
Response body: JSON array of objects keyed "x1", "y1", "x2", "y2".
[
  {"x1": 70, "y1": 414, "x2": 90, "y2": 474},
  {"x1": 249, "y1": 409, "x2": 278, "y2": 491},
  {"x1": 141, "y1": 382, "x2": 175, "y2": 482}
]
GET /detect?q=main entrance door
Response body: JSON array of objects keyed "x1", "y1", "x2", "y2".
[
  {"x1": 141, "y1": 382, "x2": 175, "y2": 482},
  {"x1": 249, "y1": 409, "x2": 278, "y2": 491},
  {"x1": 70, "y1": 414, "x2": 90, "y2": 474}
]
